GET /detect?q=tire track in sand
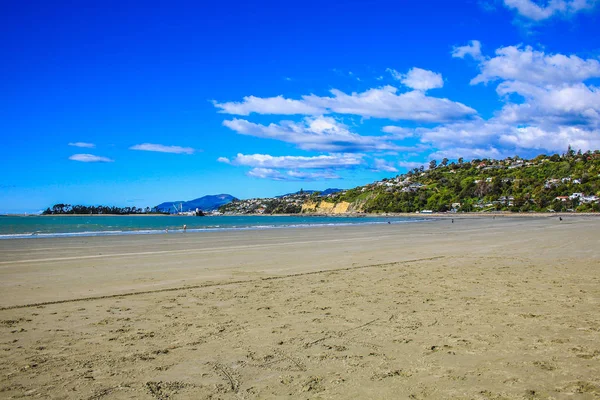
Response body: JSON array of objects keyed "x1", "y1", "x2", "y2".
[{"x1": 0, "y1": 256, "x2": 445, "y2": 310}]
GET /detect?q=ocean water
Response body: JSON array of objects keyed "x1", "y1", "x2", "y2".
[{"x1": 0, "y1": 215, "x2": 428, "y2": 239}]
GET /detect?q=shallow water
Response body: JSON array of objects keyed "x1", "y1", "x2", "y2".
[{"x1": 0, "y1": 215, "x2": 428, "y2": 239}]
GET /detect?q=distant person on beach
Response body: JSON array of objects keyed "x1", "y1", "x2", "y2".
[
  {"x1": 183, "y1": 224, "x2": 187, "y2": 232},
  {"x1": 452, "y1": 218, "x2": 454, "y2": 223}
]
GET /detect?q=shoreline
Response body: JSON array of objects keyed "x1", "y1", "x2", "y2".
[
  {"x1": 4, "y1": 211, "x2": 599, "y2": 218},
  {"x1": 0, "y1": 215, "x2": 432, "y2": 240},
  {"x1": 2, "y1": 212, "x2": 598, "y2": 240},
  {"x1": 3, "y1": 213, "x2": 174, "y2": 217}
]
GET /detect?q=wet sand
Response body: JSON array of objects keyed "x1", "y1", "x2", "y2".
[{"x1": 1, "y1": 216, "x2": 599, "y2": 398}]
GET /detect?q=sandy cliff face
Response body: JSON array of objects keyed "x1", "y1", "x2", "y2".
[{"x1": 301, "y1": 200, "x2": 355, "y2": 214}]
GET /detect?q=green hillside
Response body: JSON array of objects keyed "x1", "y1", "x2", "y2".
[{"x1": 327, "y1": 148, "x2": 600, "y2": 213}]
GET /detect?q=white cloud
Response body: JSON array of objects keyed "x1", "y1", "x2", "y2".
[
  {"x1": 387, "y1": 67, "x2": 444, "y2": 91},
  {"x1": 386, "y1": 68, "x2": 403, "y2": 81},
  {"x1": 503, "y1": 0, "x2": 598, "y2": 21},
  {"x1": 417, "y1": 119, "x2": 504, "y2": 149},
  {"x1": 246, "y1": 168, "x2": 340, "y2": 181},
  {"x1": 398, "y1": 161, "x2": 426, "y2": 170},
  {"x1": 444, "y1": 42, "x2": 600, "y2": 154},
  {"x1": 247, "y1": 168, "x2": 286, "y2": 180},
  {"x1": 305, "y1": 86, "x2": 476, "y2": 122},
  {"x1": 381, "y1": 126, "x2": 414, "y2": 139},
  {"x1": 499, "y1": 125, "x2": 600, "y2": 151},
  {"x1": 451, "y1": 40, "x2": 483, "y2": 60},
  {"x1": 129, "y1": 143, "x2": 195, "y2": 154},
  {"x1": 496, "y1": 82, "x2": 600, "y2": 127},
  {"x1": 213, "y1": 95, "x2": 324, "y2": 116},
  {"x1": 68, "y1": 142, "x2": 95, "y2": 148},
  {"x1": 223, "y1": 116, "x2": 400, "y2": 152},
  {"x1": 286, "y1": 170, "x2": 340, "y2": 180},
  {"x1": 471, "y1": 45, "x2": 600, "y2": 85},
  {"x1": 429, "y1": 147, "x2": 505, "y2": 160},
  {"x1": 217, "y1": 43, "x2": 600, "y2": 169},
  {"x1": 474, "y1": 46, "x2": 600, "y2": 129},
  {"x1": 69, "y1": 154, "x2": 114, "y2": 163},
  {"x1": 373, "y1": 158, "x2": 399, "y2": 172},
  {"x1": 216, "y1": 86, "x2": 476, "y2": 123},
  {"x1": 223, "y1": 153, "x2": 364, "y2": 169},
  {"x1": 414, "y1": 117, "x2": 600, "y2": 155}
]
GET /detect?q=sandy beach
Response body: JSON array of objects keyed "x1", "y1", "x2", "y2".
[{"x1": 1, "y1": 216, "x2": 599, "y2": 399}]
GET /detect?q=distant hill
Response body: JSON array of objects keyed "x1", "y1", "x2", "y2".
[
  {"x1": 321, "y1": 188, "x2": 344, "y2": 196},
  {"x1": 156, "y1": 194, "x2": 237, "y2": 212},
  {"x1": 277, "y1": 188, "x2": 343, "y2": 198}
]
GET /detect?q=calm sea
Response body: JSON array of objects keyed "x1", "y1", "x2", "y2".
[{"x1": 0, "y1": 215, "x2": 428, "y2": 239}]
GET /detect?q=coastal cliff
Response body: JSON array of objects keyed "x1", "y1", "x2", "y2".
[{"x1": 301, "y1": 200, "x2": 357, "y2": 214}]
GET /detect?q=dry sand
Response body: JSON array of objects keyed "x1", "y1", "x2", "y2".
[{"x1": 0, "y1": 216, "x2": 599, "y2": 399}]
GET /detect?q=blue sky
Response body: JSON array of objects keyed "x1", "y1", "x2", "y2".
[{"x1": 1, "y1": 0, "x2": 599, "y2": 213}]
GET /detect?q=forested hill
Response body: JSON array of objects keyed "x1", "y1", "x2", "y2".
[{"x1": 316, "y1": 149, "x2": 600, "y2": 213}]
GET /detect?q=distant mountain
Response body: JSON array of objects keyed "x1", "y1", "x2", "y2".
[
  {"x1": 277, "y1": 188, "x2": 343, "y2": 198},
  {"x1": 321, "y1": 188, "x2": 344, "y2": 196},
  {"x1": 156, "y1": 194, "x2": 237, "y2": 212}
]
